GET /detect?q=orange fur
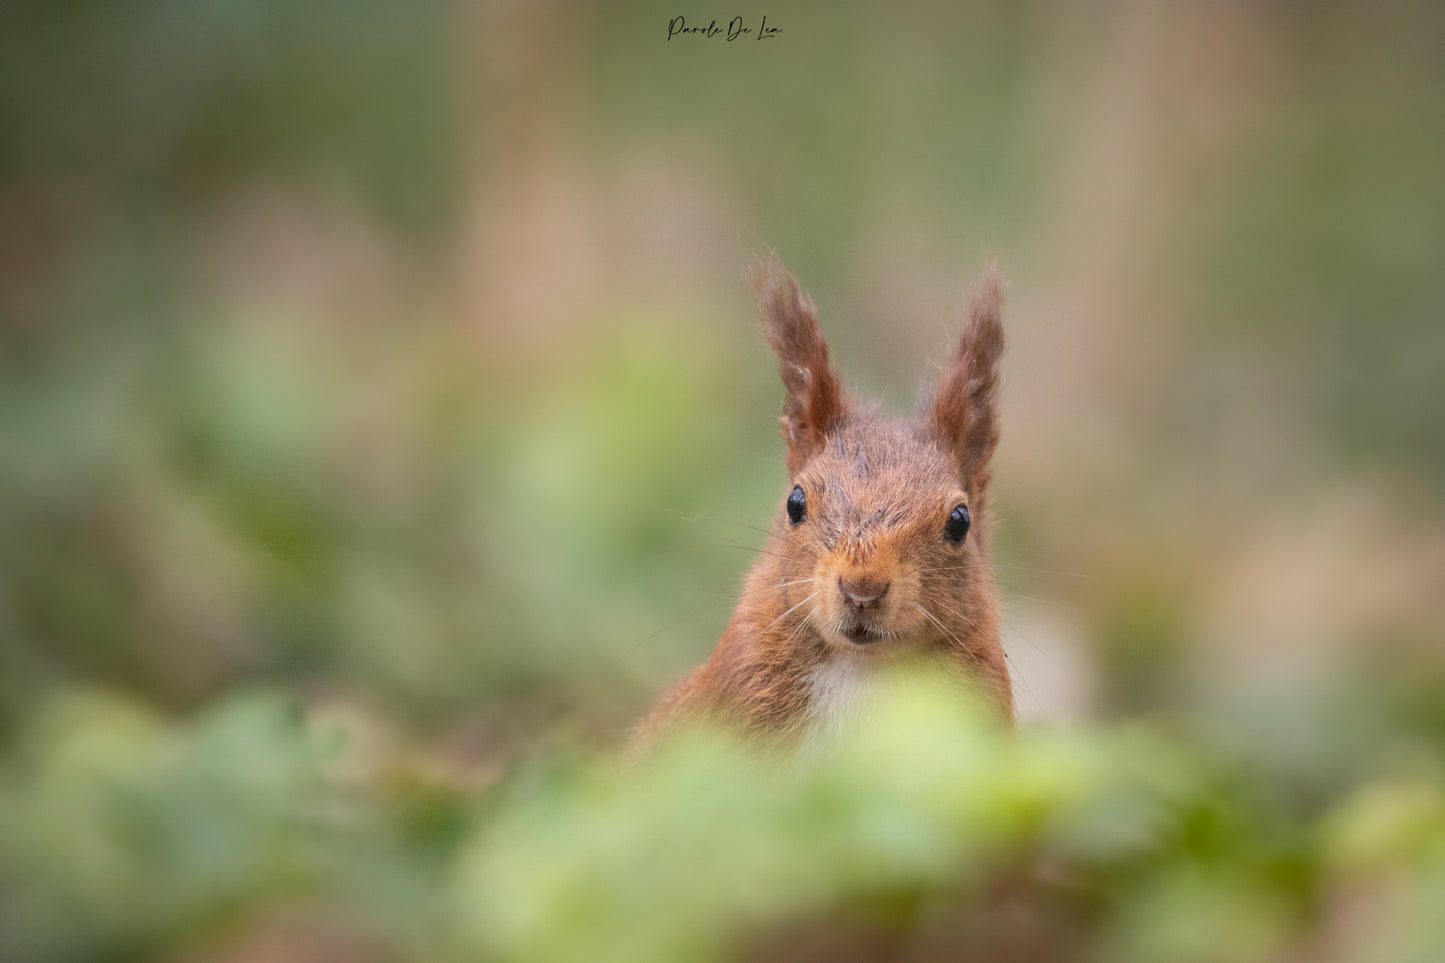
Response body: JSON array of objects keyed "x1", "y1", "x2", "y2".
[{"x1": 636, "y1": 257, "x2": 1012, "y2": 746}]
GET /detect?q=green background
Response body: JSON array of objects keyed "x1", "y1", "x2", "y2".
[{"x1": 1, "y1": 2, "x2": 1443, "y2": 959}]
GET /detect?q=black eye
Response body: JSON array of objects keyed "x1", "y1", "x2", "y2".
[
  {"x1": 786, "y1": 486, "x2": 807, "y2": 525},
  {"x1": 944, "y1": 504, "x2": 970, "y2": 543}
]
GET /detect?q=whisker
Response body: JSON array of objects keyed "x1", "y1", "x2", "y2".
[
  {"x1": 1000, "y1": 647, "x2": 1047, "y2": 721},
  {"x1": 602, "y1": 589, "x2": 752, "y2": 671},
  {"x1": 912, "y1": 602, "x2": 967, "y2": 652},
  {"x1": 760, "y1": 590, "x2": 820, "y2": 634},
  {"x1": 994, "y1": 563, "x2": 1094, "y2": 579},
  {"x1": 920, "y1": 575, "x2": 1063, "y2": 613},
  {"x1": 653, "y1": 505, "x2": 788, "y2": 538},
  {"x1": 999, "y1": 591, "x2": 1061, "y2": 608},
  {"x1": 733, "y1": 577, "x2": 818, "y2": 600},
  {"x1": 720, "y1": 510, "x2": 801, "y2": 543},
  {"x1": 719, "y1": 542, "x2": 808, "y2": 565},
  {"x1": 930, "y1": 599, "x2": 985, "y2": 638},
  {"x1": 605, "y1": 608, "x2": 717, "y2": 667},
  {"x1": 997, "y1": 614, "x2": 1050, "y2": 661},
  {"x1": 781, "y1": 606, "x2": 817, "y2": 649},
  {"x1": 921, "y1": 601, "x2": 1047, "y2": 721}
]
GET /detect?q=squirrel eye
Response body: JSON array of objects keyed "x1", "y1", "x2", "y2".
[
  {"x1": 786, "y1": 486, "x2": 807, "y2": 525},
  {"x1": 944, "y1": 504, "x2": 970, "y2": 543}
]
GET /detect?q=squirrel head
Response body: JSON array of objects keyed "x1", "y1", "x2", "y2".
[{"x1": 751, "y1": 255, "x2": 1005, "y2": 659}]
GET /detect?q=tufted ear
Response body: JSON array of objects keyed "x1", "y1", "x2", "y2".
[
  {"x1": 930, "y1": 263, "x2": 1005, "y2": 497},
  {"x1": 751, "y1": 256, "x2": 848, "y2": 476}
]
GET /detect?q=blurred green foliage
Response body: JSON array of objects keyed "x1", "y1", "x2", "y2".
[
  {"x1": 1, "y1": 0, "x2": 1443, "y2": 959},
  {"x1": 3, "y1": 678, "x2": 1445, "y2": 961}
]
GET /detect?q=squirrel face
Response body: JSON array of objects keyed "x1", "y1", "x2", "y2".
[
  {"x1": 772, "y1": 417, "x2": 991, "y2": 658},
  {"x1": 749, "y1": 252, "x2": 1006, "y2": 685},
  {"x1": 634, "y1": 256, "x2": 1013, "y2": 743}
]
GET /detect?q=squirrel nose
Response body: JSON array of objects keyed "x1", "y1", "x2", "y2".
[{"x1": 839, "y1": 577, "x2": 889, "y2": 610}]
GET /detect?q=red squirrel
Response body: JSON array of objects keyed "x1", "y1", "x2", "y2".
[{"x1": 637, "y1": 257, "x2": 1012, "y2": 744}]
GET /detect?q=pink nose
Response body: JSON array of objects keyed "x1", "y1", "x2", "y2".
[{"x1": 839, "y1": 577, "x2": 889, "y2": 610}]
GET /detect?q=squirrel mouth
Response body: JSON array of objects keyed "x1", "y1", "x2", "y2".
[{"x1": 841, "y1": 624, "x2": 881, "y2": 645}]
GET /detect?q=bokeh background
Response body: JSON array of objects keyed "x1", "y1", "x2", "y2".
[{"x1": 2, "y1": 1, "x2": 1444, "y2": 960}]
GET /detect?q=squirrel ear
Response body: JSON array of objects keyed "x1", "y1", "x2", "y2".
[
  {"x1": 751, "y1": 256, "x2": 847, "y2": 476},
  {"x1": 930, "y1": 263, "x2": 1005, "y2": 495}
]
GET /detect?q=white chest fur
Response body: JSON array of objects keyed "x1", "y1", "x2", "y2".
[{"x1": 805, "y1": 657, "x2": 883, "y2": 741}]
